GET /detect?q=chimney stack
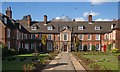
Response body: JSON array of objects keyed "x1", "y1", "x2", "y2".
[
  {"x1": 44, "y1": 15, "x2": 47, "y2": 24},
  {"x1": 6, "y1": 6, "x2": 12, "y2": 18},
  {"x1": 88, "y1": 15, "x2": 92, "y2": 23},
  {"x1": 113, "y1": 19, "x2": 116, "y2": 21},
  {"x1": 27, "y1": 15, "x2": 31, "y2": 27}
]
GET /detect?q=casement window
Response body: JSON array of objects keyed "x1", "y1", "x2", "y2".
[
  {"x1": 113, "y1": 31, "x2": 116, "y2": 40},
  {"x1": 48, "y1": 34, "x2": 52, "y2": 40},
  {"x1": 31, "y1": 26, "x2": 37, "y2": 30},
  {"x1": 22, "y1": 43, "x2": 23, "y2": 48},
  {"x1": 63, "y1": 34, "x2": 68, "y2": 41},
  {"x1": 78, "y1": 43, "x2": 83, "y2": 50},
  {"x1": 47, "y1": 43, "x2": 52, "y2": 50},
  {"x1": 95, "y1": 26, "x2": 100, "y2": 30},
  {"x1": 111, "y1": 33, "x2": 113, "y2": 40},
  {"x1": 111, "y1": 24, "x2": 115, "y2": 29},
  {"x1": 79, "y1": 34, "x2": 83, "y2": 40},
  {"x1": 31, "y1": 34, "x2": 36, "y2": 39},
  {"x1": 96, "y1": 43, "x2": 100, "y2": 50},
  {"x1": 24, "y1": 34, "x2": 27, "y2": 39},
  {"x1": 22, "y1": 33, "x2": 23, "y2": 39},
  {"x1": 63, "y1": 26, "x2": 68, "y2": 29},
  {"x1": 7, "y1": 41, "x2": 10, "y2": 50},
  {"x1": 109, "y1": 33, "x2": 111, "y2": 40},
  {"x1": 19, "y1": 32, "x2": 21, "y2": 39},
  {"x1": 72, "y1": 43, "x2": 75, "y2": 50},
  {"x1": 87, "y1": 34, "x2": 91, "y2": 40},
  {"x1": 4, "y1": 17, "x2": 7, "y2": 24},
  {"x1": 31, "y1": 43, "x2": 36, "y2": 50},
  {"x1": 56, "y1": 43, "x2": 58, "y2": 50},
  {"x1": 105, "y1": 34, "x2": 107, "y2": 39},
  {"x1": 47, "y1": 26, "x2": 53, "y2": 30},
  {"x1": 88, "y1": 43, "x2": 91, "y2": 50},
  {"x1": 19, "y1": 25, "x2": 21, "y2": 29},
  {"x1": 7, "y1": 29, "x2": 10, "y2": 37},
  {"x1": 25, "y1": 44, "x2": 29, "y2": 50},
  {"x1": 96, "y1": 34, "x2": 100, "y2": 40},
  {"x1": 17, "y1": 31, "x2": 19, "y2": 40},
  {"x1": 78, "y1": 26, "x2": 83, "y2": 30},
  {"x1": 39, "y1": 34, "x2": 42, "y2": 39}
]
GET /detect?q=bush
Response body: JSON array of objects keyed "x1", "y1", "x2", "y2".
[
  {"x1": 12, "y1": 57, "x2": 16, "y2": 60},
  {"x1": 111, "y1": 48, "x2": 119, "y2": 53},
  {"x1": 27, "y1": 49, "x2": 34, "y2": 54},
  {"x1": 19, "y1": 48, "x2": 27, "y2": 54},
  {"x1": 8, "y1": 58, "x2": 12, "y2": 61},
  {"x1": 20, "y1": 58, "x2": 24, "y2": 61},
  {"x1": 9, "y1": 48, "x2": 16, "y2": 55},
  {"x1": 107, "y1": 44, "x2": 111, "y2": 52},
  {"x1": 2, "y1": 44, "x2": 8, "y2": 57},
  {"x1": 91, "y1": 45, "x2": 96, "y2": 51}
]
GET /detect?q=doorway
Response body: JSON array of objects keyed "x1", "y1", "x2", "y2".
[{"x1": 64, "y1": 45, "x2": 67, "y2": 52}]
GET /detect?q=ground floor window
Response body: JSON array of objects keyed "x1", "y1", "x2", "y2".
[
  {"x1": 72, "y1": 43, "x2": 75, "y2": 50},
  {"x1": 47, "y1": 43, "x2": 52, "y2": 51},
  {"x1": 7, "y1": 42, "x2": 10, "y2": 50},
  {"x1": 78, "y1": 43, "x2": 83, "y2": 50},
  {"x1": 25, "y1": 44, "x2": 29, "y2": 50},
  {"x1": 31, "y1": 43, "x2": 36, "y2": 50},
  {"x1": 87, "y1": 43, "x2": 91, "y2": 50},
  {"x1": 56, "y1": 43, "x2": 58, "y2": 50},
  {"x1": 112, "y1": 43, "x2": 115, "y2": 49},
  {"x1": 96, "y1": 43, "x2": 100, "y2": 50},
  {"x1": 22, "y1": 43, "x2": 23, "y2": 48}
]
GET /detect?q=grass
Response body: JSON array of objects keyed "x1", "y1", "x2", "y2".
[{"x1": 2, "y1": 53, "x2": 49, "y2": 70}]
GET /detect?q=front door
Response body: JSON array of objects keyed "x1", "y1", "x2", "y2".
[
  {"x1": 103, "y1": 45, "x2": 106, "y2": 52},
  {"x1": 64, "y1": 45, "x2": 67, "y2": 51}
]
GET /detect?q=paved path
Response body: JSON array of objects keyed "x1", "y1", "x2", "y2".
[{"x1": 42, "y1": 52, "x2": 86, "y2": 72}]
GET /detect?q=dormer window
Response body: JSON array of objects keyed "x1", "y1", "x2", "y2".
[
  {"x1": 111, "y1": 24, "x2": 115, "y2": 29},
  {"x1": 63, "y1": 26, "x2": 68, "y2": 29},
  {"x1": 95, "y1": 26, "x2": 100, "y2": 30},
  {"x1": 31, "y1": 26, "x2": 37, "y2": 30},
  {"x1": 4, "y1": 17, "x2": 7, "y2": 24},
  {"x1": 19, "y1": 25, "x2": 21, "y2": 29},
  {"x1": 47, "y1": 26, "x2": 53, "y2": 30},
  {"x1": 78, "y1": 26, "x2": 83, "y2": 30}
]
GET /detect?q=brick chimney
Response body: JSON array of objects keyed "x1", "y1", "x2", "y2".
[
  {"x1": 44, "y1": 15, "x2": 47, "y2": 24},
  {"x1": 113, "y1": 19, "x2": 116, "y2": 21},
  {"x1": 6, "y1": 6, "x2": 12, "y2": 18},
  {"x1": 27, "y1": 15, "x2": 31, "y2": 27},
  {"x1": 88, "y1": 15, "x2": 92, "y2": 23}
]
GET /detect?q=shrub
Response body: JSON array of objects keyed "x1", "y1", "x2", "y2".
[
  {"x1": 20, "y1": 58, "x2": 24, "y2": 61},
  {"x1": 19, "y1": 48, "x2": 27, "y2": 54},
  {"x1": 23, "y1": 57, "x2": 27, "y2": 60},
  {"x1": 107, "y1": 44, "x2": 111, "y2": 52},
  {"x1": 12, "y1": 57, "x2": 16, "y2": 60},
  {"x1": 111, "y1": 48, "x2": 119, "y2": 53},
  {"x1": 2, "y1": 44, "x2": 8, "y2": 57},
  {"x1": 91, "y1": 45, "x2": 96, "y2": 51},
  {"x1": 8, "y1": 58, "x2": 12, "y2": 61},
  {"x1": 27, "y1": 49, "x2": 34, "y2": 54},
  {"x1": 24, "y1": 64, "x2": 35, "y2": 71},
  {"x1": 9, "y1": 48, "x2": 16, "y2": 55}
]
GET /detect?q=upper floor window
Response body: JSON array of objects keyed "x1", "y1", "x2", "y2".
[
  {"x1": 31, "y1": 26, "x2": 37, "y2": 30},
  {"x1": 48, "y1": 34, "x2": 52, "y2": 40},
  {"x1": 88, "y1": 34, "x2": 91, "y2": 40},
  {"x1": 63, "y1": 26, "x2": 68, "y2": 29},
  {"x1": 111, "y1": 24, "x2": 116, "y2": 29},
  {"x1": 7, "y1": 29, "x2": 10, "y2": 37},
  {"x1": 95, "y1": 26, "x2": 100, "y2": 30},
  {"x1": 79, "y1": 34, "x2": 83, "y2": 40},
  {"x1": 39, "y1": 34, "x2": 42, "y2": 39},
  {"x1": 78, "y1": 26, "x2": 83, "y2": 30},
  {"x1": 47, "y1": 26, "x2": 53, "y2": 30},
  {"x1": 96, "y1": 34, "x2": 100, "y2": 40},
  {"x1": 22, "y1": 33, "x2": 23, "y2": 39},
  {"x1": 7, "y1": 41, "x2": 10, "y2": 50},
  {"x1": 4, "y1": 17, "x2": 7, "y2": 24},
  {"x1": 19, "y1": 25, "x2": 21, "y2": 29},
  {"x1": 24, "y1": 34, "x2": 27, "y2": 39},
  {"x1": 17, "y1": 31, "x2": 19, "y2": 40},
  {"x1": 105, "y1": 34, "x2": 107, "y2": 39},
  {"x1": 113, "y1": 31, "x2": 116, "y2": 40},
  {"x1": 63, "y1": 34, "x2": 68, "y2": 41},
  {"x1": 31, "y1": 34, "x2": 36, "y2": 39}
]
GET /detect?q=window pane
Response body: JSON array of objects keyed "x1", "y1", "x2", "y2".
[
  {"x1": 88, "y1": 43, "x2": 91, "y2": 50},
  {"x1": 79, "y1": 34, "x2": 83, "y2": 40},
  {"x1": 96, "y1": 43, "x2": 100, "y2": 50},
  {"x1": 64, "y1": 34, "x2": 67, "y2": 41},
  {"x1": 78, "y1": 43, "x2": 82, "y2": 50},
  {"x1": 88, "y1": 34, "x2": 91, "y2": 40}
]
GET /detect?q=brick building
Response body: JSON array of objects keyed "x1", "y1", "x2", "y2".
[{"x1": 0, "y1": 6, "x2": 120, "y2": 52}]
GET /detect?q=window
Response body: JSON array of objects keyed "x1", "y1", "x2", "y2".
[
  {"x1": 22, "y1": 33, "x2": 23, "y2": 39},
  {"x1": 72, "y1": 43, "x2": 75, "y2": 50},
  {"x1": 63, "y1": 26, "x2": 68, "y2": 29},
  {"x1": 47, "y1": 43, "x2": 52, "y2": 50},
  {"x1": 96, "y1": 43, "x2": 100, "y2": 50},
  {"x1": 113, "y1": 31, "x2": 116, "y2": 40},
  {"x1": 88, "y1": 43, "x2": 91, "y2": 50},
  {"x1": 7, "y1": 41, "x2": 10, "y2": 50},
  {"x1": 48, "y1": 34, "x2": 52, "y2": 40},
  {"x1": 79, "y1": 34, "x2": 83, "y2": 40},
  {"x1": 111, "y1": 24, "x2": 115, "y2": 29},
  {"x1": 22, "y1": 43, "x2": 23, "y2": 48},
  {"x1": 39, "y1": 34, "x2": 42, "y2": 39},
  {"x1": 25, "y1": 44, "x2": 29, "y2": 50},
  {"x1": 105, "y1": 34, "x2": 107, "y2": 39},
  {"x1": 24, "y1": 34, "x2": 27, "y2": 39},
  {"x1": 19, "y1": 25, "x2": 21, "y2": 29},
  {"x1": 96, "y1": 34, "x2": 100, "y2": 40},
  {"x1": 17, "y1": 31, "x2": 19, "y2": 40},
  {"x1": 47, "y1": 26, "x2": 53, "y2": 30},
  {"x1": 63, "y1": 34, "x2": 68, "y2": 41},
  {"x1": 95, "y1": 26, "x2": 100, "y2": 30},
  {"x1": 78, "y1": 43, "x2": 83, "y2": 50},
  {"x1": 88, "y1": 34, "x2": 91, "y2": 40},
  {"x1": 109, "y1": 33, "x2": 110, "y2": 40},
  {"x1": 31, "y1": 43, "x2": 36, "y2": 50},
  {"x1": 7, "y1": 29, "x2": 10, "y2": 37},
  {"x1": 78, "y1": 26, "x2": 83, "y2": 30},
  {"x1": 56, "y1": 43, "x2": 58, "y2": 50},
  {"x1": 31, "y1": 34, "x2": 36, "y2": 39},
  {"x1": 4, "y1": 17, "x2": 7, "y2": 24},
  {"x1": 31, "y1": 26, "x2": 37, "y2": 30}
]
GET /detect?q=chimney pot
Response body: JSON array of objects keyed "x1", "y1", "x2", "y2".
[
  {"x1": 28, "y1": 15, "x2": 31, "y2": 27},
  {"x1": 113, "y1": 19, "x2": 116, "y2": 21},
  {"x1": 88, "y1": 15, "x2": 92, "y2": 23},
  {"x1": 44, "y1": 15, "x2": 47, "y2": 24},
  {"x1": 9, "y1": 6, "x2": 11, "y2": 10},
  {"x1": 73, "y1": 19, "x2": 75, "y2": 21},
  {"x1": 6, "y1": 6, "x2": 12, "y2": 18}
]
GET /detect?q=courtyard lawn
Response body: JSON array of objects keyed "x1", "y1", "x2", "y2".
[
  {"x1": 83, "y1": 54, "x2": 118, "y2": 70},
  {"x1": 2, "y1": 53, "x2": 49, "y2": 70}
]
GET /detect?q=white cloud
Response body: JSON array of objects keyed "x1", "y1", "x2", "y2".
[
  {"x1": 90, "y1": 11, "x2": 99, "y2": 16},
  {"x1": 83, "y1": 12, "x2": 89, "y2": 18},
  {"x1": 89, "y1": 0, "x2": 104, "y2": 5},
  {"x1": 52, "y1": 16, "x2": 72, "y2": 21},
  {"x1": 75, "y1": 17, "x2": 85, "y2": 21},
  {"x1": 95, "y1": 18, "x2": 112, "y2": 21},
  {"x1": 83, "y1": 11, "x2": 99, "y2": 18}
]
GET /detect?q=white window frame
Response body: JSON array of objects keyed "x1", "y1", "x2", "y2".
[
  {"x1": 7, "y1": 29, "x2": 10, "y2": 37},
  {"x1": 95, "y1": 26, "x2": 100, "y2": 30},
  {"x1": 48, "y1": 34, "x2": 52, "y2": 40},
  {"x1": 7, "y1": 41, "x2": 10, "y2": 50},
  {"x1": 24, "y1": 34, "x2": 27, "y2": 39},
  {"x1": 111, "y1": 33, "x2": 113, "y2": 40},
  {"x1": 87, "y1": 34, "x2": 91, "y2": 40},
  {"x1": 96, "y1": 34, "x2": 100, "y2": 40},
  {"x1": 88, "y1": 43, "x2": 91, "y2": 50},
  {"x1": 96, "y1": 43, "x2": 100, "y2": 50},
  {"x1": 47, "y1": 26, "x2": 53, "y2": 30},
  {"x1": 25, "y1": 44, "x2": 29, "y2": 50},
  {"x1": 63, "y1": 34, "x2": 68, "y2": 41},
  {"x1": 105, "y1": 34, "x2": 107, "y2": 40},
  {"x1": 79, "y1": 34, "x2": 83, "y2": 40},
  {"x1": 113, "y1": 31, "x2": 116, "y2": 40},
  {"x1": 47, "y1": 43, "x2": 52, "y2": 51},
  {"x1": 31, "y1": 26, "x2": 37, "y2": 30},
  {"x1": 17, "y1": 31, "x2": 19, "y2": 40},
  {"x1": 78, "y1": 26, "x2": 83, "y2": 30},
  {"x1": 113, "y1": 43, "x2": 115, "y2": 49},
  {"x1": 78, "y1": 43, "x2": 83, "y2": 50}
]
